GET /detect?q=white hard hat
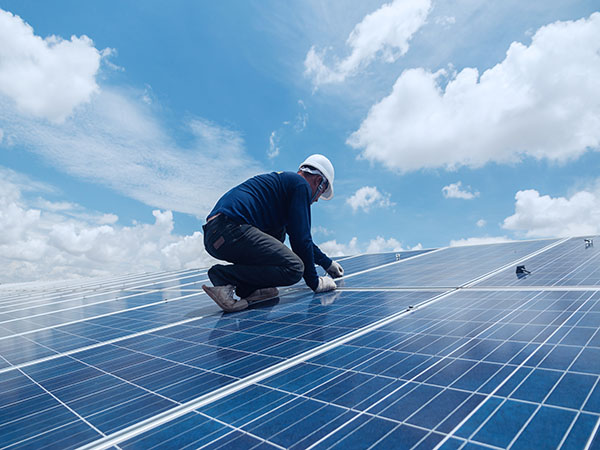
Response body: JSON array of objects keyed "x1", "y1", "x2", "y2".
[{"x1": 299, "y1": 154, "x2": 335, "y2": 200}]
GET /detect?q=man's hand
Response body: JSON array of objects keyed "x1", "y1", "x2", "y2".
[
  {"x1": 327, "y1": 261, "x2": 344, "y2": 278},
  {"x1": 315, "y1": 276, "x2": 336, "y2": 293}
]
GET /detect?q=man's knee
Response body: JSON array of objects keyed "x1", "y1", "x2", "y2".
[{"x1": 285, "y1": 254, "x2": 304, "y2": 284}]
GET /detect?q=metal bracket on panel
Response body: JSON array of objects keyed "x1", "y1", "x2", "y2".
[
  {"x1": 516, "y1": 265, "x2": 531, "y2": 279},
  {"x1": 584, "y1": 238, "x2": 594, "y2": 248}
]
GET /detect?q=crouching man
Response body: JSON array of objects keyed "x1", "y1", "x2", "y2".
[{"x1": 202, "y1": 154, "x2": 344, "y2": 312}]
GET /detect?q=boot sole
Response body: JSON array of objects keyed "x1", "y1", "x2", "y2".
[{"x1": 202, "y1": 285, "x2": 248, "y2": 312}]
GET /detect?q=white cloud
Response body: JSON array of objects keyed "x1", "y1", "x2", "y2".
[
  {"x1": 450, "y1": 236, "x2": 513, "y2": 247},
  {"x1": 0, "y1": 169, "x2": 216, "y2": 283},
  {"x1": 318, "y1": 235, "x2": 420, "y2": 257},
  {"x1": 346, "y1": 186, "x2": 394, "y2": 213},
  {"x1": 30, "y1": 197, "x2": 119, "y2": 225},
  {"x1": 318, "y1": 237, "x2": 360, "y2": 257},
  {"x1": 435, "y1": 16, "x2": 456, "y2": 27},
  {"x1": 1, "y1": 84, "x2": 261, "y2": 218},
  {"x1": 32, "y1": 198, "x2": 78, "y2": 212},
  {"x1": 267, "y1": 101, "x2": 308, "y2": 159},
  {"x1": 98, "y1": 213, "x2": 119, "y2": 225},
  {"x1": 304, "y1": 0, "x2": 431, "y2": 86},
  {"x1": 268, "y1": 131, "x2": 280, "y2": 159},
  {"x1": 476, "y1": 219, "x2": 486, "y2": 228},
  {"x1": 294, "y1": 99, "x2": 308, "y2": 132},
  {"x1": 0, "y1": 9, "x2": 105, "y2": 122},
  {"x1": 503, "y1": 186, "x2": 600, "y2": 238},
  {"x1": 442, "y1": 181, "x2": 479, "y2": 199},
  {"x1": 365, "y1": 236, "x2": 404, "y2": 253},
  {"x1": 348, "y1": 13, "x2": 600, "y2": 172},
  {"x1": 0, "y1": 11, "x2": 262, "y2": 218},
  {"x1": 312, "y1": 225, "x2": 332, "y2": 236}
]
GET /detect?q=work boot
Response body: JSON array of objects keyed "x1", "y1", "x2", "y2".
[
  {"x1": 202, "y1": 285, "x2": 248, "y2": 312},
  {"x1": 243, "y1": 287, "x2": 279, "y2": 304}
]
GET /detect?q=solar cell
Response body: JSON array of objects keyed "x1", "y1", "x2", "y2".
[{"x1": 1, "y1": 238, "x2": 599, "y2": 449}]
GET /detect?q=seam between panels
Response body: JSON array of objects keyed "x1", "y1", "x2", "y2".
[{"x1": 584, "y1": 418, "x2": 600, "y2": 450}]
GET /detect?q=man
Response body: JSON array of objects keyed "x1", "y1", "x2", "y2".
[{"x1": 202, "y1": 154, "x2": 344, "y2": 312}]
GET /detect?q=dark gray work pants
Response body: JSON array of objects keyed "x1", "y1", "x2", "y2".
[{"x1": 203, "y1": 214, "x2": 304, "y2": 299}]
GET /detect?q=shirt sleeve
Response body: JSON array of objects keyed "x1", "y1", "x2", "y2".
[
  {"x1": 286, "y1": 183, "x2": 320, "y2": 291},
  {"x1": 313, "y1": 244, "x2": 332, "y2": 269}
]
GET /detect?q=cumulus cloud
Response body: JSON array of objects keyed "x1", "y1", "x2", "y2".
[
  {"x1": 449, "y1": 236, "x2": 513, "y2": 247},
  {"x1": 0, "y1": 169, "x2": 216, "y2": 283},
  {"x1": 319, "y1": 235, "x2": 421, "y2": 257},
  {"x1": 347, "y1": 186, "x2": 394, "y2": 213},
  {"x1": 319, "y1": 237, "x2": 360, "y2": 257},
  {"x1": 503, "y1": 186, "x2": 600, "y2": 238},
  {"x1": 365, "y1": 236, "x2": 404, "y2": 253},
  {"x1": 348, "y1": 13, "x2": 600, "y2": 172},
  {"x1": 476, "y1": 219, "x2": 486, "y2": 228},
  {"x1": 442, "y1": 181, "x2": 479, "y2": 199},
  {"x1": 0, "y1": 9, "x2": 105, "y2": 122},
  {"x1": 304, "y1": 0, "x2": 431, "y2": 86}
]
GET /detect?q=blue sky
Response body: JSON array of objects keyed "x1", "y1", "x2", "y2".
[{"x1": 0, "y1": 1, "x2": 599, "y2": 282}]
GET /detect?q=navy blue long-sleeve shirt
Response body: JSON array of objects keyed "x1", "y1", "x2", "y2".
[{"x1": 208, "y1": 171, "x2": 332, "y2": 290}]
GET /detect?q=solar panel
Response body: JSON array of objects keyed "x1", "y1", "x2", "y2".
[
  {"x1": 341, "y1": 239, "x2": 561, "y2": 288},
  {"x1": 479, "y1": 237, "x2": 600, "y2": 287},
  {"x1": 324, "y1": 250, "x2": 435, "y2": 276},
  {"x1": 1, "y1": 237, "x2": 599, "y2": 449}
]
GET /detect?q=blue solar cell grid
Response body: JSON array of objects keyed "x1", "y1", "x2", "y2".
[
  {"x1": 1, "y1": 237, "x2": 599, "y2": 449},
  {"x1": 314, "y1": 249, "x2": 433, "y2": 279},
  {"x1": 342, "y1": 239, "x2": 559, "y2": 288},
  {"x1": 479, "y1": 236, "x2": 600, "y2": 287}
]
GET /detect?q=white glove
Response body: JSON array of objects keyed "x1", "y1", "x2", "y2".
[
  {"x1": 315, "y1": 276, "x2": 337, "y2": 293},
  {"x1": 327, "y1": 261, "x2": 344, "y2": 278}
]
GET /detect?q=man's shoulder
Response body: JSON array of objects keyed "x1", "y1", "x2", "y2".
[
  {"x1": 272, "y1": 171, "x2": 301, "y2": 179},
  {"x1": 276, "y1": 171, "x2": 309, "y2": 188},
  {"x1": 251, "y1": 171, "x2": 310, "y2": 198}
]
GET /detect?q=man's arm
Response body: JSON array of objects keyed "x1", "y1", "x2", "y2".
[
  {"x1": 314, "y1": 243, "x2": 344, "y2": 278},
  {"x1": 287, "y1": 185, "x2": 320, "y2": 291},
  {"x1": 313, "y1": 244, "x2": 332, "y2": 269},
  {"x1": 287, "y1": 177, "x2": 339, "y2": 291}
]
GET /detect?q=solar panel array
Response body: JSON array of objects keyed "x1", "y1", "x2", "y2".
[{"x1": 1, "y1": 237, "x2": 600, "y2": 449}]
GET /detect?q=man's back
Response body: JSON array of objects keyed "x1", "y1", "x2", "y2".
[{"x1": 209, "y1": 171, "x2": 311, "y2": 233}]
